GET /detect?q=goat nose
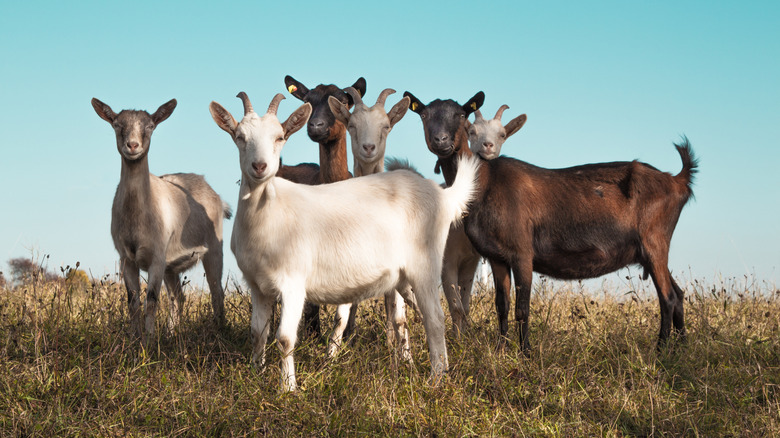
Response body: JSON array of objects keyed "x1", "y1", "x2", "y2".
[
  {"x1": 483, "y1": 142, "x2": 494, "y2": 150},
  {"x1": 127, "y1": 141, "x2": 140, "y2": 151},
  {"x1": 363, "y1": 144, "x2": 376, "y2": 153},
  {"x1": 433, "y1": 134, "x2": 450, "y2": 144},
  {"x1": 252, "y1": 162, "x2": 267, "y2": 174},
  {"x1": 310, "y1": 120, "x2": 325, "y2": 128}
]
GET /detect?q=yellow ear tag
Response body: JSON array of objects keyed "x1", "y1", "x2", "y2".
[
  {"x1": 288, "y1": 85, "x2": 298, "y2": 94},
  {"x1": 411, "y1": 102, "x2": 418, "y2": 111},
  {"x1": 470, "y1": 102, "x2": 477, "y2": 110}
]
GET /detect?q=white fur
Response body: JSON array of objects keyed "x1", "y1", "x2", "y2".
[
  {"x1": 327, "y1": 89, "x2": 414, "y2": 360},
  {"x1": 211, "y1": 93, "x2": 478, "y2": 391},
  {"x1": 467, "y1": 107, "x2": 527, "y2": 160}
]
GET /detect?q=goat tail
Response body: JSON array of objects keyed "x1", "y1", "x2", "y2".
[
  {"x1": 443, "y1": 155, "x2": 480, "y2": 225},
  {"x1": 674, "y1": 135, "x2": 699, "y2": 190},
  {"x1": 222, "y1": 201, "x2": 233, "y2": 220}
]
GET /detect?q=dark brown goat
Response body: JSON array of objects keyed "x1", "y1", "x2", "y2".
[
  {"x1": 406, "y1": 91, "x2": 698, "y2": 351},
  {"x1": 282, "y1": 75, "x2": 367, "y2": 339},
  {"x1": 404, "y1": 91, "x2": 485, "y2": 335}
]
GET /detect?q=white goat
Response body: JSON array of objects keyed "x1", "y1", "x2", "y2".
[
  {"x1": 467, "y1": 106, "x2": 527, "y2": 159},
  {"x1": 91, "y1": 98, "x2": 231, "y2": 344},
  {"x1": 209, "y1": 92, "x2": 478, "y2": 391},
  {"x1": 327, "y1": 87, "x2": 413, "y2": 360},
  {"x1": 329, "y1": 88, "x2": 410, "y2": 176},
  {"x1": 441, "y1": 105, "x2": 528, "y2": 335}
]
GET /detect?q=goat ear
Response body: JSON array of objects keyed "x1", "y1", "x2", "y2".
[
  {"x1": 91, "y1": 98, "x2": 117, "y2": 124},
  {"x1": 351, "y1": 77, "x2": 367, "y2": 99},
  {"x1": 152, "y1": 99, "x2": 177, "y2": 125},
  {"x1": 403, "y1": 92, "x2": 425, "y2": 114},
  {"x1": 387, "y1": 96, "x2": 410, "y2": 127},
  {"x1": 504, "y1": 114, "x2": 527, "y2": 139},
  {"x1": 462, "y1": 92, "x2": 485, "y2": 115},
  {"x1": 344, "y1": 78, "x2": 367, "y2": 107},
  {"x1": 328, "y1": 96, "x2": 351, "y2": 125},
  {"x1": 284, "y1": 75, "x2": 309, "y2": 101},
  {"x1": 209, "y1": 101, "x2": 238, "y2": 136},
  {"x1": 282, "y1": 103, "x2": 312, "y2": 140}
]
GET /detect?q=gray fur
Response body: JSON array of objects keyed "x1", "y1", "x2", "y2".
[{"x1": 92, "y1": 98, "x2": 230, "y2": 344}]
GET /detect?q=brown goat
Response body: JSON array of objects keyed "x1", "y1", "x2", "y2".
[
  {"x1": 283, "y1": 75, "x2": 367, "y2": 339},
  {"x1": 406, "y1": 91, "x2": 697, "y2": 351},
  {"x1": 403, "y1": 91, "x2": 484, "y2": 336}
]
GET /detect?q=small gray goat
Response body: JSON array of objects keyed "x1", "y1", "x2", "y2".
[{"x1": 92, "y1": 98, "x2": 231, "y2": 345}]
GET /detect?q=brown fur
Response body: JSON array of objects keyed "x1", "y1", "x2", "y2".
[
  {"x1": 462, "y1": 142, "x2": 697, "y2": 350},
  {"x1": 406, "y1": 92, "x2": 698, "y2": 351},
  {"x1": 403, "y1": 91, "x2": 485, "y2": 336},
  {"x1": 283, "y1": 76, "x2": 366, "y2": 338}
]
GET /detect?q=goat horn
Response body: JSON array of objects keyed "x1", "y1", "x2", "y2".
[
  {"x1": 266, "y1": 93, "x2": 286, "y2": 115},
  {"x1": 236, "y1": 92, "x2": 254, "y2": 115},
  {"x1": 494, "y1": 104, "x2": 510, "y2": 121},
  {"x1": 375, "y1": 88, "x2": 396, "y2": 108},
  {"x1": 345, "y1": 87, "x2": 364, "y2": 108},
  {"x1": 473, "y1": 109, "x2": 485, "y2": 122}
]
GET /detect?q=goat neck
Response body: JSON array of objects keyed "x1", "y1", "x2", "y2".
[
  {"x1": 354, "y1": 158, "x2": 383, "y2": 177},
  {"x1": 437, "y1": 127, "x2": 473, "y2": 187},
  {"x1": 116, "y1": 151, "x2": 153, "y2": 209},
  {"x1": 317, "y1": 120, "x2": 351, "y2": 183}
]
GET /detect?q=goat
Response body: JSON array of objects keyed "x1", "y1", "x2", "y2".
[
  {"x1": 467, "y1": 106, "x2": 527, "y2": 159},
  {"x1": 209, "y1": 92, "x2": 479, "y2": 391},
  {"x1": 329, "y1": 87, "x2": 410, "y2": 176},
  {"x1": 403, "y1": 91, "x2": 486, "y2": 336},
  {"x1": 407, "y1": 91, "x2": 698, "y2": 351},
  {"x1": 283, "y1": 75, "x2": 367, "y2": 340},
  {"x1": 441, "y1": 105, "x2": 528, "y2": 334},
  {"x1": 327, "y1": 87, "x2": 413, "y2": 360},
  {"x1": 91, "y1": 98, "x2": 231, "y2": 344},
  {"x1": 443, "y1": 104, "x2": 527, "y2": 329}
]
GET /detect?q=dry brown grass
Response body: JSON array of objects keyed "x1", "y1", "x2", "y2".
[{"x1": 1, "y1": 273, "x2": 778, "y2": 436}]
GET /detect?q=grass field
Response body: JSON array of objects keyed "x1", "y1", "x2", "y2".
[{"x1": 1, "y1": 273, "x2": 778, "y2": 436}]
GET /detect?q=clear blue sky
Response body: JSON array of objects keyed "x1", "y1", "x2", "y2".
[{"x1": 1, "y1": 1, "x2": 778, "y2": 288}]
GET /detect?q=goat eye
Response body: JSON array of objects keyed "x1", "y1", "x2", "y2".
[
  {"x1": 421, "y1": 114, "x2": 427, "y2": 119},
  {"x1": 276, "y1": 136, "x2": 284, "y2": 142},
  {"x1": 500, "y1": 133, "x2": 506, "y2": 138},
  {"x1": 146, "y1": 124, "x2": 154, "y2": 130}
]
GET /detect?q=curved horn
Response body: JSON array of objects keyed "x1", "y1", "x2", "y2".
[
  {"x1": 374, "y1": 88, "x2": 396, "y2": 108},
  {"x1": 345, "y1": 87, "x2": 364, "y2": 108},
  {"x1": 494, "y1": 104, "x2": 510, "y2": 121},
  {"x1": 236, "y1": 92, "x2": 254, "y2": 115},
  {"x1": 473, "y1": 109, "x2": 485, "y2": 122},
  {"x1": 266, "y1": 93, "x2": 286, "y2": 115}
]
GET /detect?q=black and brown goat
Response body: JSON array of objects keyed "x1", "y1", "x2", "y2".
[
  {"x1": 282, "y1": 75, "x2": 367, "y2": 339},
  {"x1": 403, "y1": 91, "x2": 485, "y2": 335},
  {"x1": 405, "y1": 91, "x2": 698, "y2": 351}
]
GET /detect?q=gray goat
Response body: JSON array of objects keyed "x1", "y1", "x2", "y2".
[{"x1": 92, "y1": 98, "x2": 231, "y2": 345}]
